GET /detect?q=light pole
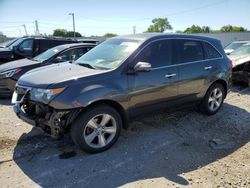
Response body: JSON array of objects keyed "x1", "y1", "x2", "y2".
[
  {"x1": 69, "y1": 13, "x2": 75, "y2": 39},
  {"x1": 23, "y1": 24, "x2": 28, "y2": 36}
]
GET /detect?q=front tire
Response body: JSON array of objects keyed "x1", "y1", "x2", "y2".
[
  {"x1": 71, "y1": 105, "x2": 122, "y2": 153},
  {"x1": 199, "y1": 83, "x2": 226, "y2": 115}
]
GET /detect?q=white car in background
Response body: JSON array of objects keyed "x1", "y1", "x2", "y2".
[
  {"x1": 224, "y1": 41, "x2": 250, "y2": 55},
  {"x1": 228, "y1": 43, "x2": 250, "y2": 85}
]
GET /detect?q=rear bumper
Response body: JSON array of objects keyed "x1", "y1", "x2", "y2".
[{"x1": 0, "y1": 78, "x2": 16, "y2": 96}]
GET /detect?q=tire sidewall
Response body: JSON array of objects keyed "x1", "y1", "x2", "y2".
[
  {"x1": 202, "y1": 83, "x2": 225, "y2": 115},
  {"x1": 71, "y1": 105, "x2": 122, "y2": 153}
]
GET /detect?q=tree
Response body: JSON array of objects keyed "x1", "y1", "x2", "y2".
[
  {"x1": 220, "y1": 25, "x2": 247, "y2": 32},
  {"x1": 53, "y1": 29, "x2": 82, "y2": 37},
  {"x1": 103, "y1": 33, "x2": 118, "y2": 38},
  {"x1": 183, "y1": 25, "x2": 211, "y2": 33},
  {"x1": 202, "y1": 26, "x2": 211, "y2": 33},
  {"x1": 53, "y1": 29, "x2": 67, "y2": 37},
  {"x1": 184, "y1": 25, "x2": 202, "y2": 33},
  {"x1": 146, "y1": 18, "x2": 172, "y2": 33},
  {"x1": 66, "y1": 31, "x2": 82, "y2": 37}
]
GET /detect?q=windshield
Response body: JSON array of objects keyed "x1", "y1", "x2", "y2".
[
  {"x1": 0, "y1": 38, "x2": 18, "y2": 47},
  {"x1": 8, "y1": 38, "x2": 25, "y2": 49},
  {"x1": 230, "y1": 45, "x2": 250, "y2": 55},
  {"x1": 225, "y1": 42, "x2": 247, "y2": 50},
  {"x1": 33, "y1": 45, "x2": 66, "y2": 62},
  {"x1": 75, "y1": 38, "x2": 142, "y2": 70}
]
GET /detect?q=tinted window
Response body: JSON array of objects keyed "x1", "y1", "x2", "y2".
[
  {"x1": 203, "y1": 42, "x2": 221, "y2": 59},
  {"x1": 136, "y1": 40, "x2": 172, "y2": 68},
  {"x1": 56, "y1": 47, "x2": 93, "y2": 62},
  {"x1": 19, "y1": 39, "x2": 33, "y2": 50},
  {"x1": 175, "y1": 39, "x2": 204, "y2": 63},
  {"x1": 39, "y1": 40, "x2": 73, "y2": 53}
]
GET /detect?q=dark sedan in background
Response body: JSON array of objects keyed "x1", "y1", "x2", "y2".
[
  {"x1": 0, "y1": 36, "x2": 79, "y2": 64},
  {"x1": 0, "y1": 43, "x2": 96, "y2": 96}
]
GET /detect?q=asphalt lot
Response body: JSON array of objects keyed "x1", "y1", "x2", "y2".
[{"x1": 0, "y1": 85, "x2": 250, "y2": 188}]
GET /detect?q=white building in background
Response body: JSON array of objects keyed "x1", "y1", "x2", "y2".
[{"x1": 195, "y1": 32, "x2": 250, "y2": 47}]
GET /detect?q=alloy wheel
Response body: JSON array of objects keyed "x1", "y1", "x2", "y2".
[
  {"x1": 83, "y1": 114, "x2": 117, "y2": 148},
  {"x1": 208, "y1": 88, "x2": 223, "y2": 112}
]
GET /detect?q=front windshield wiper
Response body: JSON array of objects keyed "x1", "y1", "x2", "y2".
[{"x1": 77, "y1": 63, "x2": 96, "y2": 70}]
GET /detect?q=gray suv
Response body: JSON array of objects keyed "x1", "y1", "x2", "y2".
[{"x1": 12, "y1": 34, "x2": 232, "y2": 153}]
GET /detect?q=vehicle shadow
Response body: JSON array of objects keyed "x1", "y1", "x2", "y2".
[
  {"x1": 12, "y1": 103, "x2": 250, "y2": 187},
  {"x1": 0, "y1": 98, "x2": 12, "y2": 106}
]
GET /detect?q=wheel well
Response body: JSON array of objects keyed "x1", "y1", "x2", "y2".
[
  {"x1": 211, "y1": 79, "x2": 228, "y2": 97},
  {"x1": 82, "y1": 100, "x2": 129, "y2": 129}
]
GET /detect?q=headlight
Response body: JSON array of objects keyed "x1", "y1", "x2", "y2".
[
  {"x1": 1, "y1": 69, "x2": 21, "y2": 78},
  {"x1": 30, "y1": 87, "x2": 65, "y2": 103}
]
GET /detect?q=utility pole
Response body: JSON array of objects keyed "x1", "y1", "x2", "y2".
[
  {"x1": 35, "y1": 20, "x2": 40, "y2": 35},
  {"x1": 69, "y1": 13, "x2": 75, "y2": 39},
  {"x1": 18, "y1": 29, "x2": 22, "y2": 37},
  {"x1": 133, "y1": 26, "x2": 136, "y2": 34},
  {"x1": 23, "y1": 24, "x2": 28, "y2": 36}
]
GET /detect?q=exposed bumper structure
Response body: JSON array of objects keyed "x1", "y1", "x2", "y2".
[{"x1": 13, "y1": 85, "x2": 80, "y2": 138}]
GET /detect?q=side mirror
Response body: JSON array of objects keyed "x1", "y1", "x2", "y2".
[
  {"x1": 18, "y1": 46, "x2": 24, "y2": 52},
  {"x1": 134, "y1": 62, "x2": 151, "y2": 72}
]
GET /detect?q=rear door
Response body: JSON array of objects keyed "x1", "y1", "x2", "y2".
[
  {"x1": 174, "y1": 39, "x2": 206, "y2": 101},
  {"x1": 128, "y1": 39, "x2": 179, "y2": 111},
  {"x1": 15, "y1": 39, "x2": 34, "y2": 58}
]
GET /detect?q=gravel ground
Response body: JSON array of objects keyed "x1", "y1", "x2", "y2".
[{"x1": 0, "y1": 86, "x2": 249, "y2": 188}]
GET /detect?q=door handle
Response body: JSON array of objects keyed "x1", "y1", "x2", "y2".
[
  {"x1": 204, "y1": 66, "x2": 213, "y2": 70},
  {"x1": 165, "y1": 73, "x2": 177, "y2": 78}
]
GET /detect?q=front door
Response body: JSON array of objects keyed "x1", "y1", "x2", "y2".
[{"x1": 128, "y1": 39, "x2": 179, "y2": 113}]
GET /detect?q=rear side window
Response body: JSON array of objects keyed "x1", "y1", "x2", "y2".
[
  {"x1": 39, "y1": 40, "x2": 57, "y2": 52},
  {"x1": 39, "y1": 40, "x2": 74, "y2": 53},
  {"x1": 56, "y1": 47, "x2": 92, "y2": 62},
  {"x1": 136, "y1": 40, "x2": 172, "y2": 68},
  {"x1": 19, "y1": 39, "x2": 33, "y2": 50},
  {"x1": 174, "y1": 39, "x2": 204, "y2": 63},
  {"x1": 203, "y1": 42, "x2": 222, "y2": 59}
]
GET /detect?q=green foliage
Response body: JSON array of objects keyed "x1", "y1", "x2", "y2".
[
  {"x1": 66, "y1": 31, "x2": 82, "y2": 37},
  {"x1": 184, "y1": 25, "x2": 211, "y2": 33},
  {"x1": 220, "y1": 25, "x2": 247, "y2": 32},
  {"x1": 53, "y1": 29, "x2": 68, "y2": 37},
  {"x1": 103, "y1": 33, "x2": 118, "y2": 38},
  {"x1": 53, "y1": 29, "x2": 82, "y2": 37},
  {"x1": 147, "y1": 18, "x2": 172, "y2": 33}
]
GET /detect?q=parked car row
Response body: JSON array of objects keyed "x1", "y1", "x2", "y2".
[
  {"x1": 0, "y1": 43, "x2": 96, "y2": 96},
  {"x1": 9, "y1": 33, "x2": 232, "y2": 153},
  {"x1": 0, "y1": 36, "x2": 83, "y2": 64},
  {"x1": 225, "y1": 41, "x2": 250, "y2": 85}
]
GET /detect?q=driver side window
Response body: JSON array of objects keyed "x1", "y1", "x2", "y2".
[
  {"x1": 19, "y1": 39, "x2": 33, "y2": 51},
  {"x1": 135, "y1": 40, "x2": 172, "y2": 68}
]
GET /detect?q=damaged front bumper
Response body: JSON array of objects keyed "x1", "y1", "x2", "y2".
[{"x1": 13, "y1": 87, "x2": 81, "y2": 138}]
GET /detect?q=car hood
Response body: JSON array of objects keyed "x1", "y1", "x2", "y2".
[
  {"x1": 18, "y1": 62, "x2": 108, "y2": 88},
  {"x1": 228, "y1": 54, "x2": 250, "y2": 67},
  {"x1": 0, "y1": 47, "x2": 11, "y2": 53},
  {"x1": 0, "y1": 58, "x2": 38, "y2": 72}
]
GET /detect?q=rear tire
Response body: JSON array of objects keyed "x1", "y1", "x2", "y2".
[
  {"x1": 71, "y1": 105, "x2": 122, "y2": 153},
  {"x1": 199, "y1": 83, "x2": 226, "y2": 115}
]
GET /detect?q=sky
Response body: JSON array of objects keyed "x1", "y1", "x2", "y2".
[{"x1": 0, "y1": 0, "x2": 249, "y2": 37}]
